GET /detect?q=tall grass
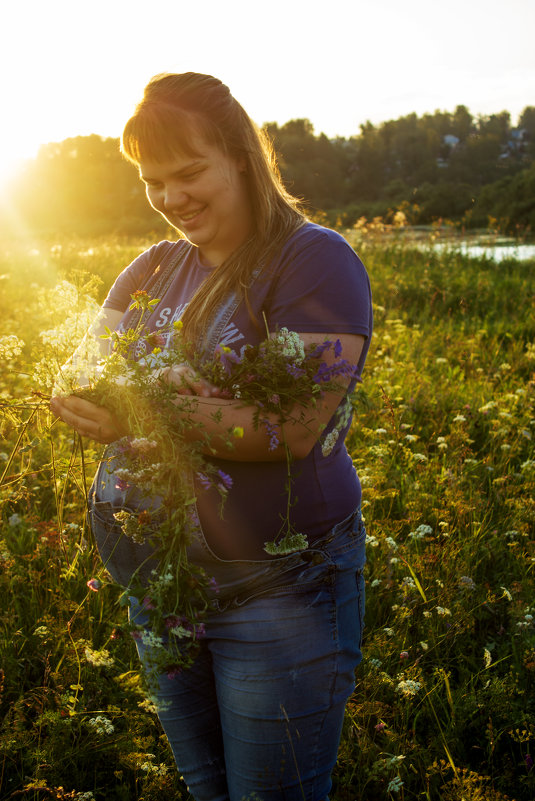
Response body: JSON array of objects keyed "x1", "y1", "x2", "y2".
[{"x1": 0, "y1": 229, "x2": 534, "y2": 800}]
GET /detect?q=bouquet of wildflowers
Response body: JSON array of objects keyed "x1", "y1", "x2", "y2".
[{"x1": 67, "y1": 291, "x2": 358, "y2": 679}]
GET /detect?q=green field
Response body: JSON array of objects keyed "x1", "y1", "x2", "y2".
[{"x1": 0, "y1": 228, "x2": 534, "y2": 800}]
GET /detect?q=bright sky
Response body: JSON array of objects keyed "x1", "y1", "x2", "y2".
[{"x1": 1, "y1": 0, "x2": 534, "y2": 187}]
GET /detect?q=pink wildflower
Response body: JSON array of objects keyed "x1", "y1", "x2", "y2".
[{"x1": 86, "y1": 578, "x2": 102, "y2": 592}]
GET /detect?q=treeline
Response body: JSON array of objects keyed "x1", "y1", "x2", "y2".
[{"x1": 4, "y1": 105, "x2": 535, "y2": 236}]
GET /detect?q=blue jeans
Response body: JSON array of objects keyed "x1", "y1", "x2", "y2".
[{"x1": 121, "y1": 509, "x2": 366, "y2": 801}]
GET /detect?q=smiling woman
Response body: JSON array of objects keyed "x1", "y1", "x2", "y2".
[{"x1": 48, "y1": 71, "x2": 373, "y2": 801}]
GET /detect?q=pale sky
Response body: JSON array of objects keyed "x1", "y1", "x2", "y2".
[{"x1": 1, "y1": 0, "x2": 534, "y2": 184}]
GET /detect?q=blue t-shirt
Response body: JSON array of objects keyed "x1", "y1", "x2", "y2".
[{"x1": 104, "y1": 222, "x2": 373, "y2": 559}]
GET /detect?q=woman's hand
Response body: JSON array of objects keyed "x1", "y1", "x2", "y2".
[
  {"x1": 155, "y1": 363, "x2": 225, "y2": 398},
  {"x1": 50, "y1": 395, "x2": 127, "y2": 444}
]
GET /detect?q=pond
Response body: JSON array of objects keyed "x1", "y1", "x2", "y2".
[{"x1": 433, "y1": 241, "x2": 535, "y2": 262}]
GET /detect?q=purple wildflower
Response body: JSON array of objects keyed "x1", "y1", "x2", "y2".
[
  {"x1": 196, "y1": 473, "x2": 212, "y2": 491},
  {"x1": 526, "y1": 754, "x2": 533, "y2": 771},
  {"x1": 334, "y1": 338, "x2": 343, "y2": 358},
  {"x1": 217, "y1": 470, "x2": 233, "y2": 491},
  {"x1": 308, "y1": 341, "x2": 333, "y2": 359},
  {"x1": 261, "y1": 418, "x2": 281, "y2": 451},
  {"x1": 164, "y1": 615, "x2": 182, "y2": 629},
  {"x1": 215, "y1": 344, "x2": 241, "y2": 375},
  {"x1": 115, "y1": 477, "x2": 130, "y2": 491},
  {"x1": 209, "y1": 577, "x2": 220, "y2": 594},
  {"x1": 286, "y1": 363, "x2": 306, "y2": 379},
  {"x1": 313, "y1": 359, "x2": 357, "y2": 383}
]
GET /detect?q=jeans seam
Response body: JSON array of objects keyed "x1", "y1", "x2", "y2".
[{"x1": 305, "y1": 579, "x2": 338, "y2": 801}]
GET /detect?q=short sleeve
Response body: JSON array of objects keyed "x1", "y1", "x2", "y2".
[
  {"x1": 103, "y1": 241, "x2": 177, "y2": 311},
  {"x1": 268, "y1": 227, "x2": 372, "y2": 338}
]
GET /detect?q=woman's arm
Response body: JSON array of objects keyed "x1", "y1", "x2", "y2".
[{"x1": 50, "y1": 332, "x2": 365, "y2": 461}]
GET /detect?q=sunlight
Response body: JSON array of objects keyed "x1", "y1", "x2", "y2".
[{"x1": 0, "y1": 151, "x2": 29, "y2": 198}]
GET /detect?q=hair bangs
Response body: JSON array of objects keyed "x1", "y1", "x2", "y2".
[{"x1": 121, "y1": 103, "x2": 204, "y2": 166}]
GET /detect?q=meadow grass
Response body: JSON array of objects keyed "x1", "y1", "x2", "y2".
[{"x1": 0, "y1": 229, "x2": 534, "y2": 800}]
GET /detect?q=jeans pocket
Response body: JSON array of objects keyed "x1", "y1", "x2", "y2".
[{"x1": 89, "y1": 501, "x2": 158, "y2": 587}]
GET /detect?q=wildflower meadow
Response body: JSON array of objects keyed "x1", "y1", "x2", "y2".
[{"x1": 0, "y1": 226, "x2": 534, "y2": 800}]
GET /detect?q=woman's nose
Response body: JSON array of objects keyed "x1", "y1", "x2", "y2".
[{"x1": 164, "y1": 185, "x2": 189, "y2": 210}]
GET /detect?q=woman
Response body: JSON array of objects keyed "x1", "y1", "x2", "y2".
[{"x1": 51, "y1": 72, "x2": 372, "y2": 801}]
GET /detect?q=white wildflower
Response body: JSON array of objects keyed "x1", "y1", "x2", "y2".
[
  {"x1": 396, "y1": 679, "x2": 421, "y2": 697},
  {"x1": 130, "y1": 438, "x2": 158, "y2": 453},
  {"x1": 84, "y1": 646, "x2": 115, "y2": 668},
  {"x1": 453, "y1": 414, "x2": 466, "y2": 423},
  {"x1": 0, "y1": 334, "x2": 24, "y2": 360},
  {"x1": 321, "y1": 429, "x2": 340, "y2": 457},
  {"x1": 87, "y1": 716, "x2": 114, "y2": 736},
  {"x1": 385, "y1": 536, "x2": 398, "y2": 551},
  {"x1": 385, "y1": 755, "x2": 406, "y2": 767},
  {"x1": 479, "y1": 401, "x2": 497, "y2": 413},
  {"x1": 436, "y1": 606, "x2": 451, "y2": 616},
  {"x1": 458, "y1": 576, "x2": 476, "y2": 591},
  {"x1": 274, "y1": 328, "x2": 305, "y2": 364},
  {"x1": 140, "y1": 630, "x2": 165, "y2": 650},
  {"x1": 483, "y1": 648, "x2": 492, "y2": 668},
  {"x1": 387, "y1": 776, "x2": 404, "y2": 793}
]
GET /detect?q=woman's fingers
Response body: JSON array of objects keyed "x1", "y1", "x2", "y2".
[
  {"x1": 159, "y1": 365, "x2": 219, "y2": 397},
  {"x1": 50, "y1": 395, "x2": 125, "y2": 443}
]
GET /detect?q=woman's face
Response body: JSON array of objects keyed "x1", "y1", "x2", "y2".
[{"x1": 139, "y1": 136, "x2": 253, "y2": 266}]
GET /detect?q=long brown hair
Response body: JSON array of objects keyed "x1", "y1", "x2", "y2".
[{"x1": 121, "y1": 73, "x2": 306, "y2": 346}]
